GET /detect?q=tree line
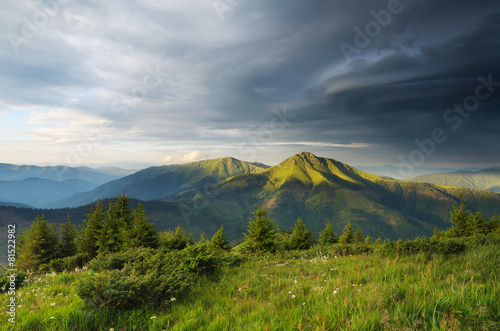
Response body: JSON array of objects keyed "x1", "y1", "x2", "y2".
[
  {"x1": 16, "y1": 195, "x2": 231, "y2": 273},
  {"x1": 15, "y1": 193, "x2": 500, "y2": 273}
]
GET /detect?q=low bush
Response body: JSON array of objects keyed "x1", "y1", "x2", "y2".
[
  {"x1": 77, "y1": 251, "x2": 191, "y2": 310},
  {"x1": 0, "y1": 270, "x2": 26, "y2": 292},
  {"x1": 181, "y1": 241, "x2": 226, "y2": 275},
  {"x1": 49, "y1": 252, "x2": 92, "y2": 273},
  {"x1": 381, "y1": 237, "x2": 466, "y2": 257},
  {"x1": 88, "y1": 247, "x2": 155, "y2": 272},
  {"x1": 49, "y1": 258, "x2": 66, "y2": 273}
]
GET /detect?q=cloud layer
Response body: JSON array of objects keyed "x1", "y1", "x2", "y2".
[{"x1": 0, "y1": 0, "x2": 499, "y2": 169}]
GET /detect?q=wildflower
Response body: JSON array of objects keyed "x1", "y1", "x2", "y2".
[
  {"x1": 50, "y1": 317, "x2": 54, "y2": 319},
  {"x1": 335, "y1": 256, "x2": 337, "y2": 259},
  {"x1": 110, "y1": 329, "x2": 115, "y2": 331},
  {"x1": 294, "y1": 280, "x2": 298, "y2": 284},
  {"x1": 336, "y1": 288, "x2": 339, "y2": 291},
  {"x1": 150, "y1": 316, "x2": 157, "y2": 319},
  {"x1": 352, "y1": 284, "x2": 357, "y2": 287},
  {"x1": 292, "y1": 295, "x2": 296, "y2": 299},
  {"x1": 333, "y1": 290, "x2": 337, "y2": 294},
  {"x1": 170, "y1": 297, "x2": 176, "y2": 301},
  {"x1": 58, "y1": 293, "x2": 63, "y2": 296},
  {"x1": 358, "y1": 289, "x2": 361, "y2": 292},
  {"x1": 302, "y1": 302, "x2": 305, "y2": 306},
  {"x1": 50, "y1": 302, "x2": 56, "y2": 306}
]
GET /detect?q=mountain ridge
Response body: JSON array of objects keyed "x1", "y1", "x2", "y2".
[
  {"x1": 410, "y1": 168, "x2": 500, "y2": 192},
  {"x1": 49, "y1": 157, "x2": 269, "y2": 208}
]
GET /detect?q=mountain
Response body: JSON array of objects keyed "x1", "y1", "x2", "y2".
[
  {"x1": 0, "y1": 178, "x2": 98, "y2": 208},
  {"x1": 356, "y1": 165, "x2": 486, "y2": 179},
  {"x1": 3, "y1": 153, "x2": 500, "y2": 249},
  {"x1": 0, "y1": 163, "x2": 135, "y2": 185},
  {"x1": 410, "y1": 168, "x2": 500, "y2": 192},
  {"x1": 50, "y1": 157, "x2": 269, "y2": 208},
  {"x1": 177, "y1": 152, "x2": 500, "y2": 241}
]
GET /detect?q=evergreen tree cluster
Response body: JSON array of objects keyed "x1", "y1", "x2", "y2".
[
  {"x1": 435, "y1": 194, "x2": 500, "y2": 239},
  {"x1": 17, "y1": 194, "x2": 233, "y2": 274},
  {"x1": 17, "y1": 195, "x2": 160, "y2": 273}
]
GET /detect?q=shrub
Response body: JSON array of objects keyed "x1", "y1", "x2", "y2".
[
  {"x1": 181, "y1": 241, "x2": 226, "y2": 275},
  {"x1": 64, "y1": 252, "x2": 91, "y2": 270},
  {"x1": 77, "y1": 251, "x2": 191, "y2": 310},
  {"x1": 49, "y1": 258, "x2": 67, "y2": 273},
  {"x1": 0, "y1": 270, "x2": 27, "y2": 293},
  {"x1": 88, "y1": 247, "x2": 155, "y2": 272}
]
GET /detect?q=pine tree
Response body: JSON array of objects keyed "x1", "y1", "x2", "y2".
[
  {"x1": 319, "y1": 221, "x2": 338, "y2": 245},
  {"x1": 375, "y1": 237, "x2": 383, "y2": 245},
  {"x1": 127, "y1": 203, "x2": 159, "y2": 249},
  {"x1": 187, "y1": 232, "x2": 195, "y2": 245},
  {"x1": 448, "y1": 193, "x2": 471, "y2": 237},
  {"x1": 60, "y1": 215, "x2": 77, "y2": 258},
  {"x1": 354, "y1": 226, "x2": 363, "y2": 244},
  {"x1": 364, "y1": 235, "x2": 373, "y2": 245},
  {"x1": 160, "y1": 226, "x2": 189, "y2": 250},
  {"x1": 468, "y1": 212, "x2": 488, "y2": 236},
  {"x1": 340, "y1": 221, "x2": 354, "y2": 244},
  {"x1": 79, "y1": 200, "x2": 105, "y2": 257},
  {"x1": 488, "y1": 216, "x2": 500, "y2": 234},
  {"x1": 242, "y1": 206, "x2": 279, "y2": 254},
  {"x1": 211, "y1": 225, "x2": 230, "y2": 250},
  {"x1": 97, "y1": 195, "x2": 133, "y2": 255},
  {"x1": 18, "y1": 215, "x2": 59, "y2": 272},
  {"x1": 288, "y1": 218, "x2": 314, "y2": 250}
]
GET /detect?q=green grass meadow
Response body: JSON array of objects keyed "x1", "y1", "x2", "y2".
[{"x1": 1, "y1": 243, "x2": 499, "y2": 330}]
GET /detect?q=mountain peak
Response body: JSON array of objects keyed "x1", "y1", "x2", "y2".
[{"x1": 286, "y1": 152, "x2": 323, "y2": 166}]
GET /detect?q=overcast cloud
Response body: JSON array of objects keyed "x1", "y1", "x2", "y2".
[{"x1": 1, "y1": 0, "x2": 499, "y2": 172}]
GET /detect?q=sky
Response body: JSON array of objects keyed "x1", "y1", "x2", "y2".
[{"x1": 1, "y1": 0, "x2": 499, "y2": 176}]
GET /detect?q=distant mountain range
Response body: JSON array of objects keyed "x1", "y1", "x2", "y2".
[
  {"x1": 0, "y1": 178, "x2": 97, "y2": 208},
  {"x1": 0, "y1": 163, "x2": 135, "y2": 184},
  {"x1": 2, "y1": 153, "x2": 500, "y2": 247},
  {"x1": 410, "y1": 168, "x2": 500, "y2": 193},
  {"x1": 0, "y1": 164, "x2": 137, "y2": 208}
]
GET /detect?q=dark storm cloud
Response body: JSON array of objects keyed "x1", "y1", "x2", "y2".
[{"x1": 0, "y1": 0, "x2": 499, "y2": 167}]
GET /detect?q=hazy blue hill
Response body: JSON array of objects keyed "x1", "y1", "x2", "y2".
[
  {"x1": 0, "y1": 201, "x2": 34, "y2": 208},
  {"x1": 0, "y1": 178, "x2": 98, "y2": 208},
  {"x1": 356, "y1": 165, "x2": 485, "y2": 179},
  {"x1": 178, "y1": 152, "x2": 500, "y2": 241},
  {"x1": 50, "y1": 157, "x2": 269, "y2": 208},
  {"x1": 0, "y1": 163, "x2": 134, "y2": 185},
  {"x1": 410, "y1": 168, "x2": 500, "y2": 192}
]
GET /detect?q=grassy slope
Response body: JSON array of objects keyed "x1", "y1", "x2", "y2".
[
  {"x1": 180, "y1": 152, "x2": 500, "y2": 240},
  {"x1": 2, "y1": 243, "x2": 498, "y2": 330},
  {"x1": 410, "y1": 169, "x2": 500, "y2": 192}
]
